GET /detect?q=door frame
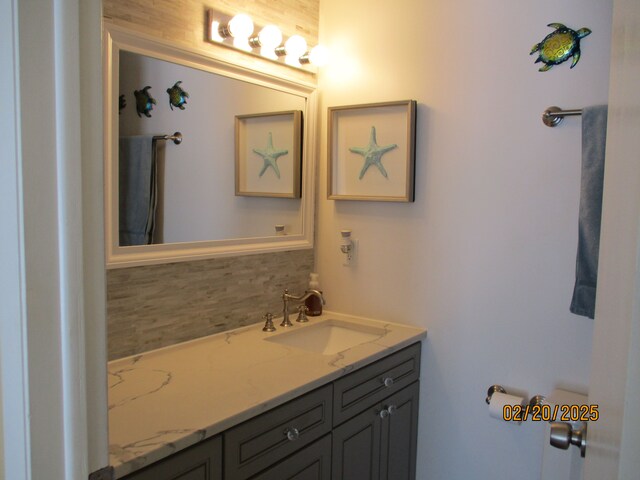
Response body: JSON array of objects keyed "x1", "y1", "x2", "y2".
[{"x1": 0, "y1": 0, "x2": 107, "y2": 478}]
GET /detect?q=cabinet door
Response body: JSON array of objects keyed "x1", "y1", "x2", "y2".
[
  {"x1": 122, "y1": 435, "x2": 222, "y2": 480},
  {"x1": 379, "y1": 382, "x2": 419, "y2": 480},
  {"x1": 249, "y1": 435, "x2": 332, "y2": 480},
  {"x1": 332, "y1": 404, "x2": 382, "y2": 480},
  {"x1": 332, "y1": 382, "x2": 420, "y2": 480}
]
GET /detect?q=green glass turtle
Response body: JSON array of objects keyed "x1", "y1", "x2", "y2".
[
  {"x1": 530, "y1": 23, "x2": 591, "y2": 72},
  {"x1": 134, "y1": 86, "x2": 156, "y2": 118},
  {"x1": 167, "y1": 81, "x2": 189, "y2": 111}
]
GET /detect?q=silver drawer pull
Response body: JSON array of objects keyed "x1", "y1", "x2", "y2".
[
  {"x1": 387, "y1": 405, "x2": 397, "y2": 416},
  {"x1": 382, "y1": 377, "x2": 394, "y2": 388},
  {"x1": 285, "y1": 427, "x2": 300, "y2": 441}
]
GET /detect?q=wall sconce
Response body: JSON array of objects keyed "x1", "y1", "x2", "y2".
[{"x1": 207, "y1": 9, "x2": 329, "y2": 70}]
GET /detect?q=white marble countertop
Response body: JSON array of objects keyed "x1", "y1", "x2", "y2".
[{"x1": 108, "y1": 311, "x2": 427, "y2": 478}]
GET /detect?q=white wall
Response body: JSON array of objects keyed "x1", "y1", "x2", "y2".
[{"x1": 317, "y1": 1, "x2": 612, "y2": 478}]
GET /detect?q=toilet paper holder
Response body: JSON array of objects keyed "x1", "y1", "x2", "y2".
[
  {"x1": 486, "y1": 385, "x2": 588, "y2": 457},
  {"x1": 485, "y1": 384, "x2": 546, "y2": 408}
]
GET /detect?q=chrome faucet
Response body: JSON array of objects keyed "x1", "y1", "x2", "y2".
[{"x1": 281, "y1": 289, "x2": 325, "y2": 327}]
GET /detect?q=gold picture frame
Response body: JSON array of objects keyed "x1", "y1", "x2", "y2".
[{"x1": 328, "y1": 100, "x2": 416, "y2": 202}]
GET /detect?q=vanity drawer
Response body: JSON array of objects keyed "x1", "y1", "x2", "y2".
[
  {"x1": 224, "y1": 384, "x2": 333, "y2": 480},
  {"x1": 121, "y1": 434, "x2": 222, "y2": 480},
  {"x1": 333, "y1": 342, "x2": 421, "y2": 426}
]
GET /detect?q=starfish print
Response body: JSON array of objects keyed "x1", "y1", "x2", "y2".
[
  {"x1": 253, "y1": 132, "x2": 288, "y2": 179},
  {"x1": 349, "y1": 126, "x2": 397, "y2": 179}
]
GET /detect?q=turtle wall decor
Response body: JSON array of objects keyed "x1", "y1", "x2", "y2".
[
  {"x1": 134, "y1": 86, "x2": 157, "y2": 118},
  {"x1": 530, "y1": 23, "x2": 592, "y2": 72},
  {"x1": 167, "y1": 81, "x2": 189, "y2": 111}
]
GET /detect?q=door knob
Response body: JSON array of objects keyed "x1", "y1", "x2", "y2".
[{"x1": 549, "y1": 422, "x2": 587, "y2": 458}]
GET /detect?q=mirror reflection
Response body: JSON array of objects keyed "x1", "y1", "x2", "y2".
[{"x1": 117, "y1": 51, "x2": 306, "y2": 246}]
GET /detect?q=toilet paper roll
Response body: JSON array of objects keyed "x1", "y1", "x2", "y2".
[{"x1": 489, "y1": 391, "x2": 525, "y2": 424}]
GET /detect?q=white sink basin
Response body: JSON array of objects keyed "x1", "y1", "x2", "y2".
[{"x1": 264, "y1": 319, "x2": 386, "y2": 355}]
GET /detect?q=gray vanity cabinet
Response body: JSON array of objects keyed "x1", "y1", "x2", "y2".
[
  {"x1": 120, "y1": 343, "x2": 421, "y2": 480},
  {"x1": 121, "y1": 435, "x2": 222, "y2": 480},
  {"x1": 332, "y1": 342, "x2": 421, "y2": 426},
  {"x1": 248, "y1": 435, "x2": 332, "y2": 480},
  {"x1": 224, "y1": 384, "x2": 333, "y2": 480},
  {"x1": 331, "y1": 380, "x2": 420, "y2": 480}
]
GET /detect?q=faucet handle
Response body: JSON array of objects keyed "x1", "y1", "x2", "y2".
[
  {"x1": 262, "y1": 313, "x2": 276, "y2": 332},
  {"x1": 296, "y1": 305, "x2": 309, "y2": 323}
]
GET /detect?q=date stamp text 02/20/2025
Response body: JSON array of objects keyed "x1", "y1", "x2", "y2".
[{"x1": 502, "y1": 404, "x2": 599, "y2": 422}]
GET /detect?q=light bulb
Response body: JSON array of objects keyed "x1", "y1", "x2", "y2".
[
  {"x1": 228, "y1": 14, "x2": 254, "y2": 39},
  {"x1": 284, "y1": 35, "x2": 307, "y2": 58},
  {"x1": 309, "y1": 45, "x2": 330, "y2": 66},
  {"x1": 258, "y1": 25, "x2": 282, "y2": 49}
]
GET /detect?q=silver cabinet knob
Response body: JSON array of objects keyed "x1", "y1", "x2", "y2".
[
  {"x1": 378, "y1": 405, "x2": 397, "y2": 419},
  {"x1": 550, "y1": 422, "x2": 587, "y2": 458},
  {"x1": 382, "y1": 377, "x2": 394, "y2": 388},
  {"x1": 285, "y1": 427, "x2": 300, "y2": 441}
]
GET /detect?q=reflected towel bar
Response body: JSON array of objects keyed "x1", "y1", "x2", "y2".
[
  {"x1": 152, "y1": 131, "x2": 183, "y2": 144},
  {"x1": 543, "y1": 107, "x2": 582, "y2": 127}
]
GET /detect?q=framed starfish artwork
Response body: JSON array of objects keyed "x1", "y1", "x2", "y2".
[
  {"x1": 235, "y1": 110, "x2": 302, "y2": 198},
  {"x1": 328, "y1": 100, "x2": 416, "y2": 202}
]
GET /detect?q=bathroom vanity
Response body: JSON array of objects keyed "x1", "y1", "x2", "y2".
[{"x1": 109, "y1": 312, "x2": 426, "y2": 479}]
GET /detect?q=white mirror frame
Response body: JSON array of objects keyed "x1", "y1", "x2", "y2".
[{"x1": 104, "y1": 24, "x2": 317, "y2": 269}]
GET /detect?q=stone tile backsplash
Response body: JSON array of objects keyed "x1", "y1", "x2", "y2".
[{"x1": 107, "y1": 249, "x2": 314, "y2": 360}]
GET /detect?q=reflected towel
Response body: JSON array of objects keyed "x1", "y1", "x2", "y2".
[
  {"x1": 119, "y1": 136, "x2": 158, "y2": 246},
  {"x1": 570, "y1": 105, "x2": 608, "y2": 319}
]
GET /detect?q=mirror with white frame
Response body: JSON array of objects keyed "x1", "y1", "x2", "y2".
[{"x1": 104, "y1": 24, "x2": 317, "y2": 268}]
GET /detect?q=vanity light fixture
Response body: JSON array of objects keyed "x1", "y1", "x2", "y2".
[
  {"x1": 207, "y1": 9, "x2": 329, "y2": 70},
  {"x1": 275, "y1": 35, "x2": 308, "y2": 67},
  {"x1": 249, "y1": 25, "x2": 283, "y2": 60},
  {"x1": 299, "y1": 45, "x2": 331, "y2": 67},
  {"x1": 218, "y1": 13, "x2": 254, "y2": 51}
]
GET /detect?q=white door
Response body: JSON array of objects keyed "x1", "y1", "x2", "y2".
[
  {"x1": 540, "y1": 390, "x2": 588, "y2": 480},
  {"x1": 584, "y1": 0, "x2": 640, "y2": 477}
]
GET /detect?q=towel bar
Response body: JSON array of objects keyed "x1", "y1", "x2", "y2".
[
  {"x1": 543, "y1": 107, "x2": 582, "y2": 127},
  {"x1": 153, "y1": 131, "x2": 183, "y2": 144}
]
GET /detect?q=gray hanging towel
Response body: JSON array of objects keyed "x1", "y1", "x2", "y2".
[
  {"x1": 118, "y1": 135, "x2": 158, "y2": 246},
  {"x1": 570, "y1": 105, "x2": 608, "y2": 319}
]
